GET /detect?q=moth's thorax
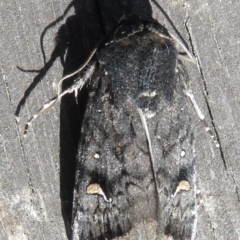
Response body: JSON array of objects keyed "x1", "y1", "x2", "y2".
[{"x1": 98, "y1": 24, "x2": 177, "y2": 114}]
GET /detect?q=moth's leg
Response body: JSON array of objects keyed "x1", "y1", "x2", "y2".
[
  {"x1": 147, "y1": 22, "x2": 196, "y2": 64},
  {"x1": 57, "y1": 19, "x2": 123, "y2": 95},
  {"x1": 178, "y1": 54, "x2": 197, "y2": 64},
  {"x1": 71, "y1": 60, "x2": 97, "y2": 104},
  {"x1": 177, "y1": 60, "x2": 219, "y2": 148},
  {"x1": 24, "y1": 60, "x2": 97, "y2": 137},
  {"x1": 24, "y1": 96, "x2": 58, "y2": 137},
  {"x1": 57, "y1": 49, "x2": 98, "y2": 95},
  {"x1": 184, "y1": 89, "x2": 219, "y2": 147},
  {"x1": 168, "y1": 31, "x2": 197, "y2": 64}
]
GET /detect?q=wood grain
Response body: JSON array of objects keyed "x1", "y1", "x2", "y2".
[{"x1": 0, "y1": 0, "x2": 239, "y2": 239}]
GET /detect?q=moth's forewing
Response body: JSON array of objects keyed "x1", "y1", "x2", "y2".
[{"x1": 72, "y1": 15, "x2": 196, "y2": 240}]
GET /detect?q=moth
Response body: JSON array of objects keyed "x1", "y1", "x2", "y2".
[{"x1": 23, "y1": 14, "x2": 218, "y2": 239}]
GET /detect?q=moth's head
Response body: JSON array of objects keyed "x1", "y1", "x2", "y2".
[{"x1": 112, "y1": 14, "x2": 172, "y2": 44}]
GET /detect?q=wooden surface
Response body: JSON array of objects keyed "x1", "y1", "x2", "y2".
[{"x1": 0, "y1": 0, "x2": 240, "y2": 239}]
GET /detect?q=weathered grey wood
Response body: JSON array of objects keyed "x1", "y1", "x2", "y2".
[{"x1": 0, "y1": 0, "x2": 239, "y2": 239}]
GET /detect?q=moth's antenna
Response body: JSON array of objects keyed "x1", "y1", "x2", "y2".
[
  {"x1": 137, "y1": 108, "x2": 160, "y2": 217},
  {"x1": 137, "y1": 108, "x2": 154, "y2": 163}
]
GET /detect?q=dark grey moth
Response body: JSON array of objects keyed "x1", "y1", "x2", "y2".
[
  {"x1": 70, "y1": 15, "x2": 196, "y2": 240},
  {"x1": 23, "y1": 14, "x2": 219, "y2": 240}
]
